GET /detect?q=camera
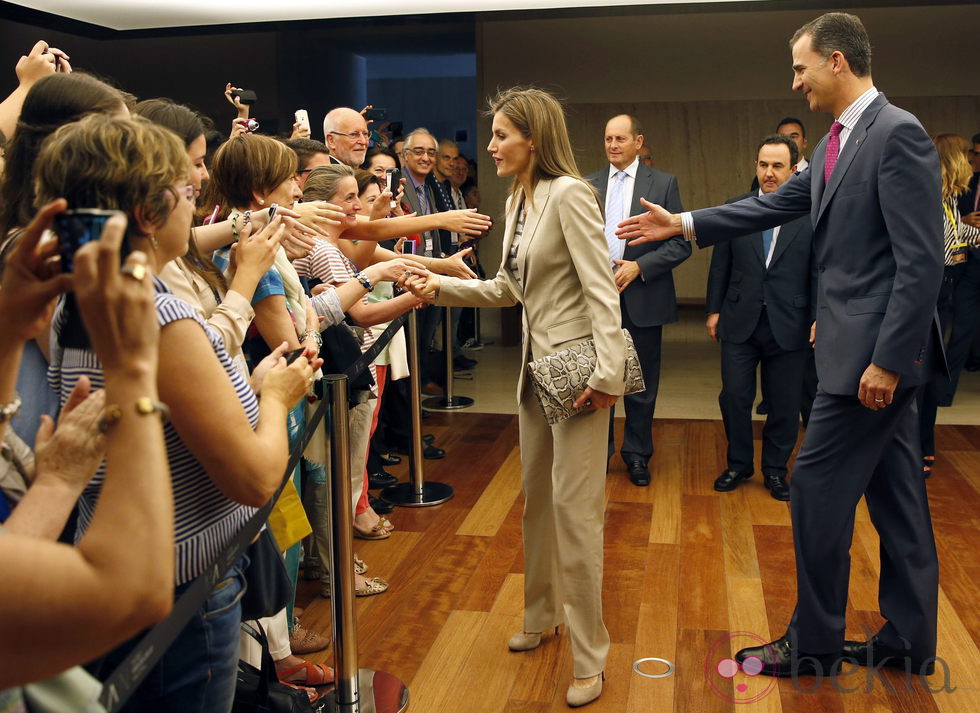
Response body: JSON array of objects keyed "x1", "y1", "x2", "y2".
[{"x1": 52, "y1": 209, "x2": 125, "y2": 272}]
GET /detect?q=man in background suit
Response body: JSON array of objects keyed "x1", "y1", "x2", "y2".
[
  {"x1": 588, "y1": 114, "x2": 690, "y2": 486},
  {"x1": 396, "y1": 128, "x2": 444, "y2": 391},
  {"x1": 707, "y1": 134, "x2": 814, "y2": 502},
  {"x1": 322, "y1": 107, "x2": 370, "y2": 167},
  {"x1": 619, "y1": 12, "x2": 943, "y2": 677},
  {"x1": 776, "y1": 117, "x2": 810, "y2": 173}
]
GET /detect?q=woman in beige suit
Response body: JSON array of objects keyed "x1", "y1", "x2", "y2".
[{"x1": 401, "y1": 87, "x2": 625, "y2": 707}]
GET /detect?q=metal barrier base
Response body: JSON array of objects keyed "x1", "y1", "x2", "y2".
[
  {"x1": 321, "y1": 668, "x2": 409, "y2": 713},
  {"x1": 381, "y1": 481, "x2": 454, "y2": 507},
  {"x1": 422, "y1": 395, "x2": 474, "y2": 411}
]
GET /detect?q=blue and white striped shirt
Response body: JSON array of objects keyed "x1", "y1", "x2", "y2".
[{"x1": 48, "y1": 281, "x2": 259, "y2": 585}]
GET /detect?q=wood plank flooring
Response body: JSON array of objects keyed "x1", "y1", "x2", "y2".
[{"x1": 295, "y1": 414, "x2": 980, "y2": 712}]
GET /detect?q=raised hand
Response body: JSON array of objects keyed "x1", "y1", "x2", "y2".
[
  {"x1": 441, "y1": 247, "x2": 477, "y2": 279},
  {"x1": 439, "y1": 208, "x2": 492, "y2": 237},
  {"x1": 294, "y1": 200, "x2": 345, "y2": 235},
  {"x1": 224, "y1": 82, "x2": 249, "y2": 118},
  {"x1": 16, "y1": 40, "x2": 70, "y2": 87},
  {"x1": 367, "y1": 257, "x2": 428, "y2": 284},
  {"x1": 616, "y1": 197, "x2": 682, "y2": 245}
]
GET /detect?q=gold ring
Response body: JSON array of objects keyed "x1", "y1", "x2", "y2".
[{"x1": 121, "y1": 263, "x2": 147, "y2": 281}]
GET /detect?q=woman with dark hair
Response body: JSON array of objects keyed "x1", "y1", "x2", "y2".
[
  {"x1": 39, "y1": 113, "x2": 317, "y2": 713},
  {"x1": 401, "y1": 87, "x2": 625, "y2": 707}
]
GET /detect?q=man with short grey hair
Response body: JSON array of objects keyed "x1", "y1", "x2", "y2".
[{"x1": 322, "y1": 107, "x2": 369, "y2": 167}]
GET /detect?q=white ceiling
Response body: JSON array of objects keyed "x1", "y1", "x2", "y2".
[{"x1": 7, "y1": 0, "x2": 764, "y2": 31}]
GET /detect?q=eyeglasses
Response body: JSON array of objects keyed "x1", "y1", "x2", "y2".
[
  {"x1": 405, "y1": 148, "x2": 437, "y2": 158},
  {"x1": 329, "y1": 130, "x2": 371, "y2": 142}
]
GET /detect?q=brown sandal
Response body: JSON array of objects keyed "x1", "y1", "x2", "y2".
[{"x1": 278, "y1": 661, "x2": 335, "y2": 687}]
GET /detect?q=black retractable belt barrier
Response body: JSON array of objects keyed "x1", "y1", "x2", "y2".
[{"x1": 100, "y1": 316, "x2": 409, "y2": 713}]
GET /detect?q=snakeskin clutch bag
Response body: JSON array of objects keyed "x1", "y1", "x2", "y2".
[{"x1": 526, "y1": 329, "x2": 645, "y2": 425}]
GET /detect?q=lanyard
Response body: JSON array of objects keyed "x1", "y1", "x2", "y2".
[{"x1": 943, "y1": 200, "x2": 969, "y2": 250}]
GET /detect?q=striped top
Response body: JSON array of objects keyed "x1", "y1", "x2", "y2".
[
  {"x1": 941, "y1": 196, "x2": 980, "y2": 266},
  {"x1": 293, "y1": 239, "x2": 378, "y2": 388},
  {"x1": 48, "y1": 281, "x2": 259, "y2": 585}
]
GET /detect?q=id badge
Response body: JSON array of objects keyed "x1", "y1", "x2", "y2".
[{"x1": 425, "y1": 237, "x2": 434, "y2": 254}]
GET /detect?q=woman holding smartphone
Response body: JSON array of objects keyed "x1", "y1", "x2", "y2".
[{"x1": 401, "y1": 87, "x2": 625, "y2": 708}]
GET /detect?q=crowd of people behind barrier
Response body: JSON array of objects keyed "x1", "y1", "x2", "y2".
[{"x1": 1, "y1": 19, "x2": 978, "y2": 710}]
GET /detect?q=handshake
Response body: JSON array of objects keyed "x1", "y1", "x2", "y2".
[{"x1": 397, "y1": 270, "x2": 441, "y2": 303}]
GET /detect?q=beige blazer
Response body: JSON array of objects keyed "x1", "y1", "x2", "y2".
[{"x1": 436, "y1": 176, "x2": 626, "y2": 398}]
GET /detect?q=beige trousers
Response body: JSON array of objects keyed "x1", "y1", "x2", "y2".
[{"x1": 517, "y1": 387, "x2": 610, "y2": 678}]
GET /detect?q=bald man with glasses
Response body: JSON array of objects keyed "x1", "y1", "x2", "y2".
[{"x1": 323, "y1": 107, "x2": 370, "y2": 167}]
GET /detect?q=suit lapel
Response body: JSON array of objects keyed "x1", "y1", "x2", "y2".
[
  {"x1": 768, "y1": 220, "x2": 800, "y2": 268},
  {"x1": 752, "y1": 230, "x2": 767, "y2": 268},
  {"x1": 816, "y1": 94, "x2": 886, "y2": 225},
  {"x1": 516, "y1": 180, "x2": 551, "y2": 279}
]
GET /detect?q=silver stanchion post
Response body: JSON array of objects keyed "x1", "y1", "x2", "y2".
[
  {"x1": 381, "y1": 311, "x2": 454, "y2": 507},
  {"x1": 424, "y1": 305, "x2": 474, "y2": 411},
  {"x1": 322, "y1": 374, "x2": 409, "y2": 713}
]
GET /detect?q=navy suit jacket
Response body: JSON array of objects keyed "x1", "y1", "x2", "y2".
[
  {"x1": 588, "y1": 163, "x2": 690, "y2": 327},
  {"x1": 706, "y1": 192, "x2": 815, "y2": 352},
  {"x1": 692, "y1": 93, "x2": 945, "y2": 396}
]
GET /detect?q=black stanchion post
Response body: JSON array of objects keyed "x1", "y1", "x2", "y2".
[
  {"x1": 381, "y1": 310, "x2": 454, "y2": 508},
  {"x1": 423, "y1": 305, "x2": 474, "y2": 411},
  {"x1": 322, "y1": 374, "x2": 409, "y2": 713}
]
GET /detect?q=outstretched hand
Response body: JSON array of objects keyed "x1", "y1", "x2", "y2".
[{"x1": 616, "y1": 197, "x2": 682, "y2": 245}]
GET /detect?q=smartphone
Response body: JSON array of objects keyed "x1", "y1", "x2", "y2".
[
  {"x1": 294, "y1": 109, "x2": 310, "y2": 133},
  {"x1": 385, "y1": 168, "x2": 398, "y2": 209},
  {"x1": 53, "y1": 209, "x2": 123, "y2": 272},
  {"x1": 284, "y1": 347, "x2": 307, "y2": 365},
  {"x1": 232, "y1": 89, "x2": 257, "y2": 105},
  {"x1": 267, "y1": 203, "x2": 279, "y2": 221},
  {"x1": 363, "y1": 107, "x2": 386, "y2": 121}
]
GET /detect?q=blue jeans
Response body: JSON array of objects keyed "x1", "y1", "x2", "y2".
[{"x1": 93, "y1": 557, "x2": 247, "y2": 713}]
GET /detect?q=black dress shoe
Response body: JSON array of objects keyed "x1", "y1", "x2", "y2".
[
  {"x1": 627, "y1": 460, "x2": 650, "y2": 486},
  {"x1": 423, "y1": 444, "x2": 445, "y2": 459},
  {"x1": 842, "y1": 636, "x2": 935, "y2": 676},
  {"x1": 379, "y1": 453, "x2": 401, "y2": 466},
  {"x1": 368, "y1": 470, "x2": 398, "y2": 489},
  {"x1": 423, "y1": 433, "x2": 435, "y2": 444},
  {"x1": 713, "y1": 468, "x2": 753, "y2": 492},
  {"x1": 369, "y1": 494, "x2": 394, "y2": 515},
  {"x1": 735, "y1": 636, "x2": 843, "y2": 678},
  {"x1": 764, "y1": 474, "x2": 791, "y2": 501},
  {"x1": 756, "y1": 400, "x2": 769, "y2": 415}
]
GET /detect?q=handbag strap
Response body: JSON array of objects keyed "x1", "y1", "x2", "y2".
[{"x1": 240, "y1": 621, "x2": 278, "y2": 700}]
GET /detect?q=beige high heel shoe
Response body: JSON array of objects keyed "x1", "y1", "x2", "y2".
[
  {"x1": 566, "y1": 672, "x2": 604, "y2": 708},
  {"x1": 507, "y1": 625, "x2": 561, "y2": 652}
]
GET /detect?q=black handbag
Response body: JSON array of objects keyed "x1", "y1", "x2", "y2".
[
  {"x1": 240, "y1": 528, "x2": 292, "y2": 621},
  {"x1": 234, "y1": 622, "x2": 322, "y2": 713},
  {"x1": 320, "y1": 322, "x2": 374, "y2": 404}
]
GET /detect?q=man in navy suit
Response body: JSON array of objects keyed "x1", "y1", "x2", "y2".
[
  {"x1": 619, "y1": 12, "x2": 944, "y2": 677},
  {"x1": 707, "y1": 134, "x2": 814, "y2": 502},
  {"x1": 587, "y1": 115, "x2": 690, "y2": 486}
]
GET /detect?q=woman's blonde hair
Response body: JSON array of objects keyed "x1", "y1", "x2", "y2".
[
  {"x1": 302, "y1": 164, "x2": 355, "y2": 203},
  {"x1": 932, "y1": 133, "x2": 972, "y2": 200},
  {"x1": 487, "y1": 86, "x2": 595, "y2": 203},
  {"x1": 209, "y1": 133, "x2": 297, "y2": 210},
  {"x1": 34, "y1": 113, "x2": 188, "y2": 236}
]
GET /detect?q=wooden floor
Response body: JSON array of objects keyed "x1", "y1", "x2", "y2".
[{"x1": 296, "y1": 414, "x2": 980, "y2": 713}]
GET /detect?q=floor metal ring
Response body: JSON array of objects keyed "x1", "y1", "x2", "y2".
[{"x1": 632, "y1": 657, "x2": 675, "y2": 679}]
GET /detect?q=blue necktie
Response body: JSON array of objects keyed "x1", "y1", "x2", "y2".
[
  {"x1": 605, "y1": 171, "x2": 626, "y2": 268},
  {"x1": 762, "y1": 228, "x2": 774, "y2": 266}
]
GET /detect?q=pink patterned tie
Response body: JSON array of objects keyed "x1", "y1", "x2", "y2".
[{"x1": 824, "y1": 121, "x2": 844, "y2": 184}]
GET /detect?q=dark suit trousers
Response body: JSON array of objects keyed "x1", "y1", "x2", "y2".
[
  {"x1": 788, "y1": 387, "x2": 938, "y2": 659},
  {"x1": 415, "y1": 304, "x2": 443, "y2": 383},
  {"x1": 800, "y1": 350, "x2": 818, "y2": 427},
  {"x1": 718, "y1": 310, "x2": 805, "y2": 476},
  {"x1": 607, "y1": 309, "x2": 662, "y2": 465}
]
